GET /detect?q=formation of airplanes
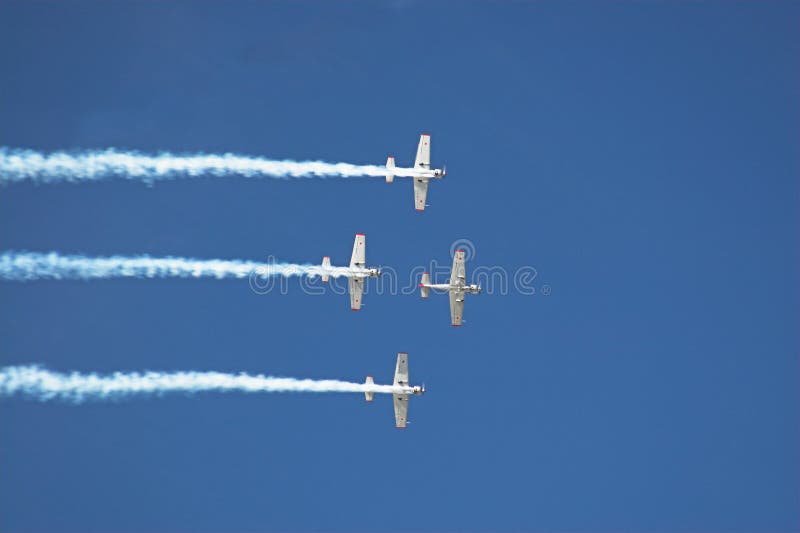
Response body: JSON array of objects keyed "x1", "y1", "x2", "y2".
[
  {"x1": 319, "y1": 233, "x2": 482, "y2": 326},
  {"x1": 2, "y1": 133, "x2": 480, "y2": 429},
  {"x1": 317, "y1": 135, "x2": 480, "y2": 427}
]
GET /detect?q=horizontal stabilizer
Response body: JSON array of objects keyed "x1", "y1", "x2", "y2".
[
  {"x1": 385, "y1": 156, "x2": 395, "y2": 183},
  {"x1": 321, "y1": 256, "x2": 331, "y2": 283},
  {"x1": 364, "y1": 375, "x2": 374, "y2": 402},
  {"x1": 420, "y1": 272, "x2": 431, "y2": 298}
]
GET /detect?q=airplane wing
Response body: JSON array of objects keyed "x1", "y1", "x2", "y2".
[
  {"x1": 450, "y1": 249, "x2": 466, "y2": 285},
  {"x1": 450, "y1": 289, "x2": 464, "y2": 326},
  {"x1": 349, "y1": 277, "x2": 364, "y2": 310},
  {"x1": 393, "y1": 352, "x2": 409, "y2": 386},
  {"x1": 413, "y1": 178, "x2": 429, "y2": 211},
  {"x1": 392, "y1": 353, "x2": 410, "y2": 428},
  {"x1": 393, "y1": 394, "x2": 409, "y2": 428},
  {"x1": 350, "y1": 233, "x2": 366, "y2": 269},
  {"x1": 414, "y1": 134, "x2": 431, "y2": 169}
]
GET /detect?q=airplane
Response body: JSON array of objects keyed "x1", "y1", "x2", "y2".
[
  {"x1": 419, "y1": 249, "x2": 482, "y2": 326},
  {"x1": 364, "y1": 352, "x2": 425, "y2": 429},
  {"x1": 384, "y1": 133, "x2": 446, "y2": 211},
  {"x1": 321, "y1": 233, "x2": 380, "y2": 311}
]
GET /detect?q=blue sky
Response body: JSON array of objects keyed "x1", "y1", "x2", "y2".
[{"x1": 1, "y1": 1, "x2": 798, "y2": 531}]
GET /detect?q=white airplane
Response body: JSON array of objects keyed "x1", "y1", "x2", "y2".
[
  {"x1": 321, "y1": 233, "x2": 380, "y2": 311},
  {"x1": 419, "y1": 249, "x2": 482, "y2": 326},
  {"x1": 365, "y1": 352, "x2": 425, "y2": 429},
  {"x1": 384, "y1": 133, "x2": 446, "y2": 211}
]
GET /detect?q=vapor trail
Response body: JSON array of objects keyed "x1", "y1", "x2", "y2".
[
  {"x1": 0, "y1": 366, "x2": 401, "y2": 403},
  {"x1": 0, "y1": 147, "x2": 418, "y2": 184},
  {"x1": 0, "y1": 251, "x2": 362, "y2": 282}
]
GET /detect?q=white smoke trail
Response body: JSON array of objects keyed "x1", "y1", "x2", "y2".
[
  {"x1": 0, "y1": 147, "x2": 419, "y2": 184},
  {"x1": 0, "y1": 251, "x2": 363, "y2": 282},
  {"x1": 0, "y1": 366, "x2": 402, "y2": 403}
]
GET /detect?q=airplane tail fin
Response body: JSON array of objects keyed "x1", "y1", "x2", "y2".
[
  {"x1": 385, "y1": 156, "x2": 395, "y2": 183},
  {"x1": 420, "y1": 272, "x2": 431, "y2": 298},
  {"x1": 321, "y1": 256, "x2": 331, "y2": 283},
  {"x1": 364, "y1": 376, "x2": 374, "y2": 402}
]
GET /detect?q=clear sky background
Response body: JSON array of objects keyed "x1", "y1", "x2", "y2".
[{"x1": 1, "y1": 1, "x2": 798, "y2": 532}]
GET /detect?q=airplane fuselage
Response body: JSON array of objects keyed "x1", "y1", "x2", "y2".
[
  {"x1": 423, "y1": 282, "x2": 482, "y2": 294},
  {"x1": 395, "y1": 166, "x2": 445, "y2": 180},
  {"x1": 395, "y1": 385, "x2": 425, "y2": 396},
  {"x1": 350, "y1": 267, "x2": 381, "y2": 279}
]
